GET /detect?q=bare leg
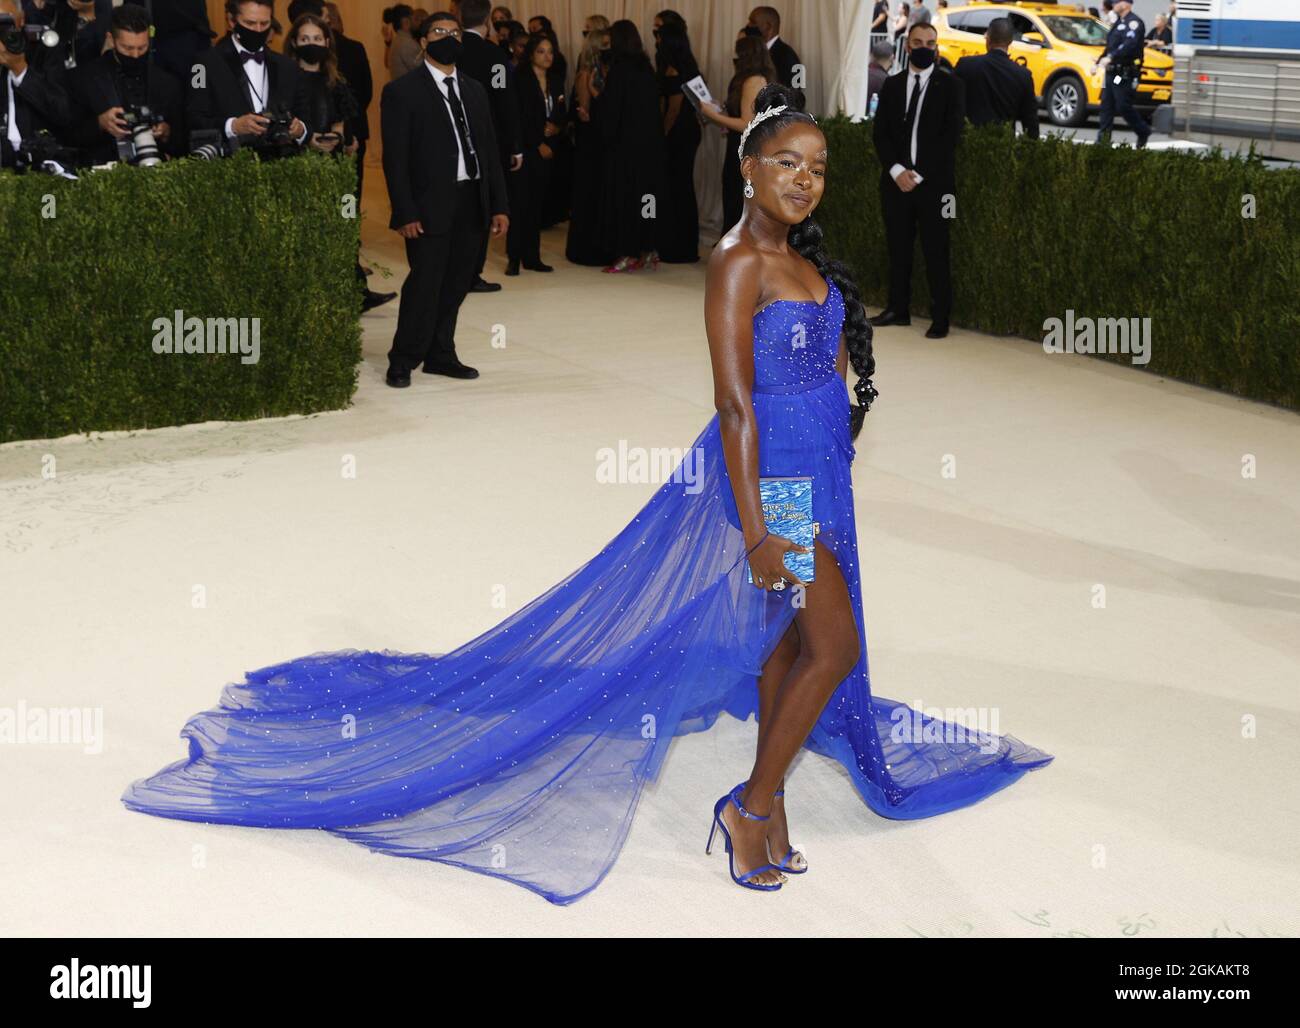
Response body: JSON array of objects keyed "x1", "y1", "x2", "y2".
[
  {"x1": 757, "y1": 621, "x2": 801, "y2": 866},
  {"x1": 723, "y1": 541, "x2": 860, "y2": 883}
]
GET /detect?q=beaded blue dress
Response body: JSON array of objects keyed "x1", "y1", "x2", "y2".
[{"x1": 123, "y1": 272, "x2": 1053, "y2": 904}]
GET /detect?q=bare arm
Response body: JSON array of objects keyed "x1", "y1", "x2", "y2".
[
  {"x1": 704, "y1": 246, "x2": 808, "y2": 587},
  {"x1": 705, "y1": 247, "x2": 765, "y2": 549},
  {"x1": 702, "y1": 74, "x2": 764, "y2": 132}
]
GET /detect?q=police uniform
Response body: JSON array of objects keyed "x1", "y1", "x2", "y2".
[{"x1": 1097, "y1": 10, "x2": 1151, "y2": 145}]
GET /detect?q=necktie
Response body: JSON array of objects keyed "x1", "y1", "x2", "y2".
[
  {"x1": 240, "y1": 50, "x2": 266, "y2": 64},
  {"x1": 903, "y1": 73, "x2": 921, "y2": 135},
  {"x1": 903, "y1": 73, "x2": 922, "y2": 167},
  {"x1": 442, "y1": 76, "x2": 479, "y2": 180}
]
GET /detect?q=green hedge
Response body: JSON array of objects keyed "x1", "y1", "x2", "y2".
[
  {"x1": 0, "y1": 151, "x2": 362, "y2": 443},
  {"x1": 818, "y1": 119, "x2": 1300, "y2": 411}
]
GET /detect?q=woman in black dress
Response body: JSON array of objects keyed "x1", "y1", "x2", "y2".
[
  {"x1": 508, "y1": 32, "x2": 566, "y2": 275},
  {"x1": 593, "y1": 19, "x2": 665, "y2": 273},
  {"x1": 565, "y1": 19, "x2": 612, "y2": 266},
  {"x1": 287, "y1": 13, "x2": 359, "y2": 154},
  {"x1": 700, "y1": 33, "x2": 776, "y2": 237},
  {"x1": 653, "y1": 17, "x2": 702, "y2": 263}
]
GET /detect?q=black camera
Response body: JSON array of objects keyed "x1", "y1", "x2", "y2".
[
  {"x1": 0, "y1": 10, "x2": 62, "y2": 60},
  {"x1": 14, "y1": 131, "x2": 78, "y2": 174}
]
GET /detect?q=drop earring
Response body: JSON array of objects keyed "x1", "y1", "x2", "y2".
[{"x1": 743, "y1": 178, "x2": 754, "y2": 199}]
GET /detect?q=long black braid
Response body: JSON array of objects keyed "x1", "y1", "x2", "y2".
[{"x1": 741, "y1": 83, "x2": 879, "y2": 439}]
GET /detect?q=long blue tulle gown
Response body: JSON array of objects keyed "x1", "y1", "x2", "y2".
[{"x1": 123, "y1": 272, "x2": 1053, "y2": 904}]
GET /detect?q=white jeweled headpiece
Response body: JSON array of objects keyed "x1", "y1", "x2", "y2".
[{"x1": 738, "y1": 104, "x2": 816, "y2": 159}]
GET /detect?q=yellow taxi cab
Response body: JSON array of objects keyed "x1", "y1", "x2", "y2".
[{"x1": 933, "y1": 2, "x2": 1175, "y2": 127}]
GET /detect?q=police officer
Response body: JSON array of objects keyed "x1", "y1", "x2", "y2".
[{"x1": 1092, "y1": 0, "x2": 1150, "y2": 147}]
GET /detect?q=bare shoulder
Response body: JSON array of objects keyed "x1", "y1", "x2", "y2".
[{"x1": 706, "y1": 235, "x2": 763, "y2": 299}]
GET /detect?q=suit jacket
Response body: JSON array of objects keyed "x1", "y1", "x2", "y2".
[
  {"x1": 334, "y1": 32, "x2": 372, "y2": 141},
  {"x1": 381, "y1": 64, "x2": 508, "y2": 233},
  {"x1": 458, "y1": 28, "x2": 521, "y2": 158},
  {"x1": 954, "y1": 49, "x2": 1038, "y2": 138},
  {"x1": 872, "y1": 65, "x2": 965, "y2": 191},
  {"x1": 769, "y1": 37, "x2": 801, "y2": 87},
  {"x1": 68, "y1": 54, "x2": 185, "y2": 163},
  {"x1": 0, "y1": 58, "x2": 75, "y2": 167},
  {"x1": 187, "y1": 35, "x2": 302, "y2": 135}
]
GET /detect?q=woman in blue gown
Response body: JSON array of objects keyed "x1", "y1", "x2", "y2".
[{"x1": 122, "y1": 85, "x2": 1052, "y2": 905}]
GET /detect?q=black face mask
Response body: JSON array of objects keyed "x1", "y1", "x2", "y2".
[
  {"x1": 296, "y1": 43, "x2": 329, "y2": 65},
  {"x1": 233, "y1": 22, "x2": 270, "y2": 52},
  {"x1": 909, "y1": 45, "x2": 936, "y2": 69},
  {"x1": 426, "y1": 36, "x2": 462, "y2": 64},
  {"x1": 115, "y1": 51, "x2": 148, "y2": 77}
]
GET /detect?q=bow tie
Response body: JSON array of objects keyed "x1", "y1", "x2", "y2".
[{"x1": 240, "y1": 50, "x2": 266, "y2": 64}]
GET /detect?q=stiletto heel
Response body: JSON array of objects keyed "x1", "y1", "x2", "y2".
[{"x1": 707, "y1": 783, "x2": 784, "y2": 892}]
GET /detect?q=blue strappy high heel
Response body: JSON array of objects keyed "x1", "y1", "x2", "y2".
[
  {"x1": 706, "y1": 783, "x2": 785, "y2": 891},
  {"x1": 768, "y1": 786, "x2": 808, "y2": 875}
]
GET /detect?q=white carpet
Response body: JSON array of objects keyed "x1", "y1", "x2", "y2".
[{"x1": 2, "y1": 207, "x2": 1297, "y2": 937}]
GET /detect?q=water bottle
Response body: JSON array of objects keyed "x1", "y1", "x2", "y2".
[{"x1": 868, "y1": 92, "x2": 879, "y2": 119}]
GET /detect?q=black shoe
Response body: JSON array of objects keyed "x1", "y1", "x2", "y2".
[
  {"x1": 469, "y1": 276, "x2": 502, "y2": 292},
  {"x1": 869, "y1": 309, "x2": 911, "y2": 327},
  {"x1": 421, "y1": 359, "x2": 479, "y2": 379},
  {"x1": 523, "y1": 260, "x2": 553, "y2": 272},
  {"x1": 925, "y1": 322, "x2": 949, "y2": 339},
  {"x1": 385, "y1": 369, "x2": 411, "y2": 388},
  {"x1": 505, "y1": 258, "x2": 520, "y2": 276},
  {"x1": 361, "y1": 289, "x2": 397, "y2": 312},
  {"x1": 1136, "y1": 133, "x2": 1150, "y2": 150}
]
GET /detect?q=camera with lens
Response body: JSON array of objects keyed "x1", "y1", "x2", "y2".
[
  {"x1": 242, "y1": 106, "x2": 302, "y2": 159},
  {"x1": 0, "y1": 9, "x2": 63, "y2": 61},
  {"x1": 116, "y1": 104, "x2": 164, "y2": 167}
]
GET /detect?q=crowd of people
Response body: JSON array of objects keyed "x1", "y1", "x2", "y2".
[
  {"x1": 0, "y1": 0, "x2": 394, "y2": 309},
  {"x1": 376, "y1": 1, "x2": 811, "y2": 386}
]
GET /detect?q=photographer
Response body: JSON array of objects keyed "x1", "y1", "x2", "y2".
[
  {"x1": 23, "y1": 0, "x2": 110, "y2": 68},
  {"x1": 68, "y1": 4, "x2": 183, "y2": 165},
  {"x1": 0, "y1": 0, "x2": 74, "y2": 169},
  {"x1": 188, "y1": 0, "x2": 307, "y2": 153}
]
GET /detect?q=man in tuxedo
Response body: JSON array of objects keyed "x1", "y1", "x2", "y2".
[
  {"x1": 871, "y1": 20, "x2": 965, "y2": 339},
  {"x1": 69, "y1": 4, "x2": 185, "y2": 165},
  {"x1": 188, "y1": 0, "x2": 308, "y2": 150},
  {"x1": 381, "y1": 11, "x2": 509, "y2": 388},
  {"x1": 0, "y1": 0, "x2": 74, "y2": 169},
  {"x1": 953, "y1": 17, "x2": 1038, "y2": 138},
  {"x1": 457, "y1": 0, "x2": 521, "y2": 294},
  {"x1": 748, "y1": 6, "x2": 801, "y2": 87}
]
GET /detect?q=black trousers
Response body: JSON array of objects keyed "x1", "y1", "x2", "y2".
[
  {"x1": 880, "y1": 179, "x2": 952, "y2": 326},
  {"x1": 388, "y1": 180, "x2": 485, "y2": 374},
  {"x1": 506, "y1": 153, "x2": 549, "y2": 264},
  {"x1": 1098, "y1": 75, "x2": 1150, "y2": 141}
]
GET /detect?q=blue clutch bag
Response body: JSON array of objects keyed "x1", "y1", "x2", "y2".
[{"x1": 746, "y1": 476, "x2": 816, "y2": 584}]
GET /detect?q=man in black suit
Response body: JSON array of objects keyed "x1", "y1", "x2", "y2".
[
  {"x1": 382, "y1": 11, "x2": 509, "y2": 388},
  {"x1": 871, "y1": 20, "x2": 965, "y2": 339},
  {"x1": 748, "y1": 6, "x2": 801, "y2": 88},
  {"x1": 69, "y1": 4, "x2": 184, "y2": 165},
  {"x1": 953, "y1": 17, "x2": 1038, "y2": 137},
  {"x1": 458, "y1": 0, "x2": 522, "y2": 294},
  {"x1": 0, "y1": 0, "x2": 74, "y2": 168},
  {"x1": 188, "y1": 0, "x2": 308, "y2": 150}
]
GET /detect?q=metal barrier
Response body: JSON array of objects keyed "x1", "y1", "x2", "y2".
[{"x1": 1174, "y1": 53, "x2": 1300, "y2": 148}]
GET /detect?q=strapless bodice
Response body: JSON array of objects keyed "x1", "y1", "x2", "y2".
[{"x1": 750, "y1": 273, "x2": 845, "y2": 393}]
